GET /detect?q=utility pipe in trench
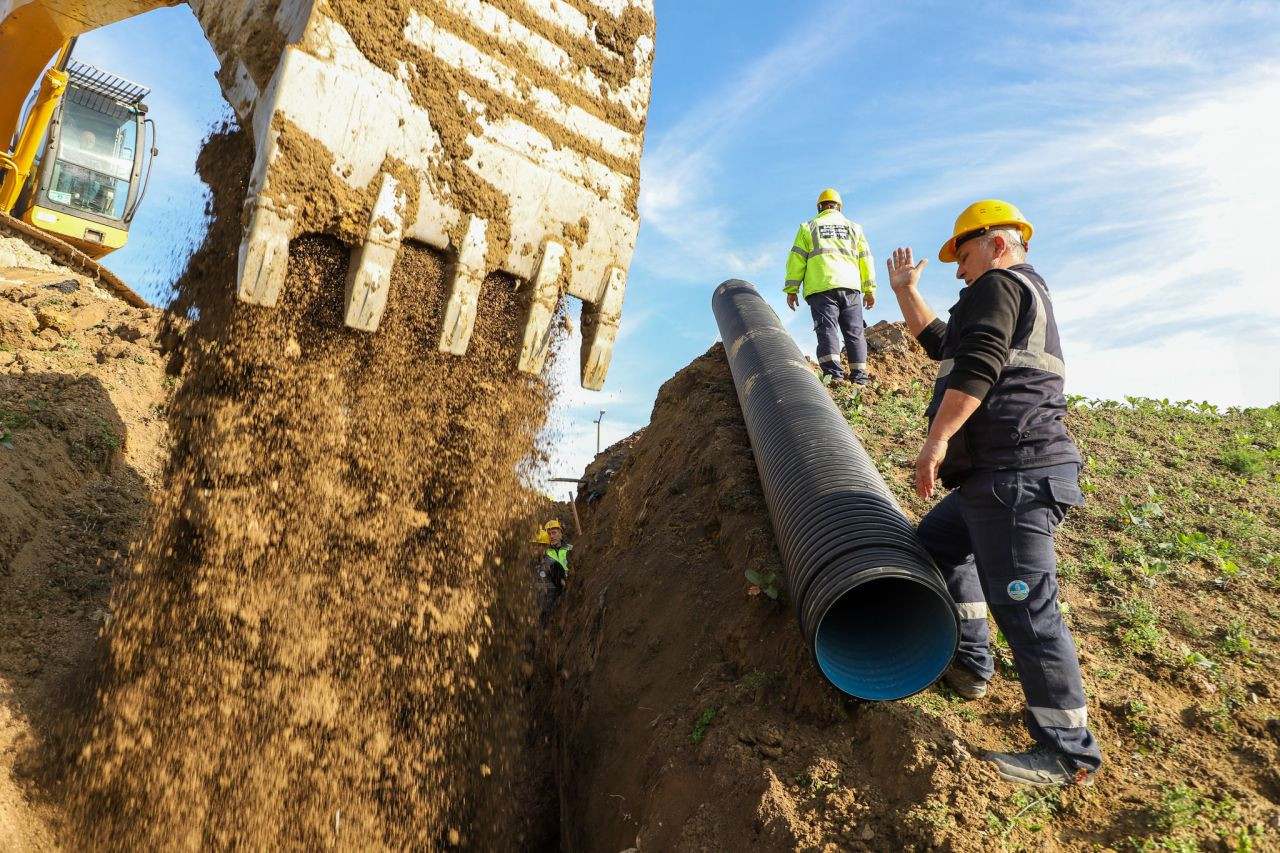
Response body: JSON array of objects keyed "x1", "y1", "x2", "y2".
[{"x1": 712, "y1": 278, "x2": 959, "y2": 700}]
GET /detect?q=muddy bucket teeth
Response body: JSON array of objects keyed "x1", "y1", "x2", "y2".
[{"x1": 195, "y1": 0, "x2": 655, "y2": 390}]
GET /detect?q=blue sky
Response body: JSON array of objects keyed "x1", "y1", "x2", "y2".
[{"x1": 74, "y1": 1, "x2": 1280, "y2": 482}]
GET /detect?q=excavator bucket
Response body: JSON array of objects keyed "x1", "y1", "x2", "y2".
[
  {"x1": 201, "y1": 0, "x2": 655, "y2": 390},
  {"x1": 1, "y1": 1, "x2": 654, "y2": 389}
]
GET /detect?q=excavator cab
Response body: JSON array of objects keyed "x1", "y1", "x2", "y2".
[{"x1": 13, "y1": 60, "x2": 156, "y2": 259}]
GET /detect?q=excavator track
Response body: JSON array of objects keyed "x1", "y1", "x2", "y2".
[{"x1": 0, "y1": 210, "x2": 147, "y2": 307}]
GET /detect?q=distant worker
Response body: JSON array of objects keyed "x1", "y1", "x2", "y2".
[
  {"x1": 885, "y1": 200, "x2": 1102, "y2": 787},
  {"x1": 536, "y1": 519, "x2": 572, "y2": 623},
  {"x1": 544, "y1": 518, "x2": 572, "y2": 578},
  {"x1": 783, "y1": 188, "x2": 877, "y2": 387},
  {"x1": 531, "y1": 528, "x2": 560, "y2": 623}
]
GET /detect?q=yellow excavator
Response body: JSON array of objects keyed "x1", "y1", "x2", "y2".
[{"x1": 0, "y1": 0, "x2": 655, "y2": 387}]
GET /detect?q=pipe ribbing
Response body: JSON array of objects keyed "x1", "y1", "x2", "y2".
[{"x1": 711, "y1": 279, "x2": 959, "y2": 700}]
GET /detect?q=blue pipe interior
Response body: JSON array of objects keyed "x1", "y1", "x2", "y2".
[{"x1": 815, "y1": 575, "x2": 958, "y2": 701}]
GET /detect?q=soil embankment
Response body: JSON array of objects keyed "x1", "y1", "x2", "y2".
[
  {"x1": 556, "y1": 326, "x2": 1280, "y2": 851},
  {"x1": 1, "y1": 240, "x2": 172, "y2": 849}
]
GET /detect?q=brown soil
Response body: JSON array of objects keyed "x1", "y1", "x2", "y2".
[
  {"x1": 50, "y1": 123, "x2": 558, "y2": 849},
  {"x1": 1, "y1": 253, "x2": 173, "y2": 850},
  {"x1": 554, "y1": 328, "x2": 1280, "y2": 851}
]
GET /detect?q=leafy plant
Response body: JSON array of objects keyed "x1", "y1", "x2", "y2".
[
  {"x1": 1179, "y1": 645, "x2": 1217, "y2": 673},
  {"x1": 1120, "y1": 489, "x2": 1166, "y2": 527},
  {"x1": 1117, "y1": 598, "x2": 1162, "y2": 654},
  {"x1": 688, "y1": 706, "x2": 717, "y2": 743},
  {"x1": 745, "y1": 568, "x2": 780, "y2": 600},
  {"x1": 1126, "y1": 700, "x2": 1160, "y2": 753},
  {"x1": 1217, "y1": 619, "x2": 1253, "y2": 659}
]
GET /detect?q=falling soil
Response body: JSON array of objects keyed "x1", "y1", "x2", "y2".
[{"x1": 63, "y1": 128, "x2": 554, "y2": 849}]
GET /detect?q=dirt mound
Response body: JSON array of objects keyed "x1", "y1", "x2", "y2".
[
  {"x1": 1, "y1": 253, "x2": 173, "y2": 849},
  {"x1": 557, "y1": 335, "x2": 1280, "y2": 851}
]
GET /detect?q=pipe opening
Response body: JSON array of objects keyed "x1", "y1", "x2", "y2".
[{"x1": 815, "y1": 575, "x2": 959, "y2": 701}]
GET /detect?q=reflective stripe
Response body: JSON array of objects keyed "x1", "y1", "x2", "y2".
[
  {"x1": 809, "y1": 246, "x2": 861, "y2": 259},
  {"x1": 1005, "y1": 270, "x2": 1066, "y2": 378},
  {"x1": 933, "y1": 272, "x2": 1065, "y2": 383},
  {"x1": 784, "y1": 279, "x2": 802, "y2": 288},
  {"x1": 1029, "y1": 705, "x2": 1088, "y2": 729},
  {"x1": 818, "y1": 354, "x2": 841, "y2": 364},
  {"x1": 791, "y1": 244, "x2": 809, "y2": 259},
  {"x1": 956, "y1": 601, "x2": 988, "y2": 620},
  {"x1": 849, "y1": 362, "x2": 867, "y2": 370}
]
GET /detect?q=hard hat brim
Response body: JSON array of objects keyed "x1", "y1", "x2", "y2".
[{"x1": 938, "y1": 221, "x2": 1033, "y2": 263}]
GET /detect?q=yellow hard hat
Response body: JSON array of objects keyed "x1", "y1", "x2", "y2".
[
  {"x1": 817, "y1": 188, "x2": 842, "y2": 208},
  {"x1": 532, "y1": 529, "x2": 551, "y2": 545},
  {"x1": 938, "y1": 199, "x2": 1034, "y2": 262},
  {"x1": 544, "y1": 519, "x2": 563, "y2": 531}
]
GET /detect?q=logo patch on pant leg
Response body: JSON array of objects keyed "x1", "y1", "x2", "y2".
[{"x1": 1006, "y1": 580, "x2": 1030, "y2": 601}]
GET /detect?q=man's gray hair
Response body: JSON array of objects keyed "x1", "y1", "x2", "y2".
[{"x1": 980, "y1": 226, "x2": 1027, "y2": 261}]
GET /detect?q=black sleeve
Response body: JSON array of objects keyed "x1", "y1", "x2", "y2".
[
  {"x1": 947, "y1": 271, "x2": 1024, "y2": 400},
  {"x1": 915, "y1": 318, "x2": 948, "y2": 360}
]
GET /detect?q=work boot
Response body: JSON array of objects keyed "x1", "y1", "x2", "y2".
[
  {"x1": 942, "y1": 662, "x2": 988, "y2": 699},
  {"x1": 984, "y1": 744, "x2": 1095, "y2": 788}
]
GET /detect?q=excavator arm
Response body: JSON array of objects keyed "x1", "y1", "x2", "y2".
[{"x1": 0, "y1": 0, "x2": 654, "y2": 388}]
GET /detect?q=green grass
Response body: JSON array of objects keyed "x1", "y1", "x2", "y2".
[{"x1": 1220, "y1": 448, "x2": 1268, "y2": 477}]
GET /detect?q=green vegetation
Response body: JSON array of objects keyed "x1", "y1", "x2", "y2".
[
  {"x1": 1129, "y1": 782, "x2": 1246, "y2": 851},
  {"x1": 1, "y1": 409, "x2": 27, "y2": 448},
  {"x1": 985, "y1": 789, "x2": 1061, "y2": 849},
  {"x1": 688, "y1": 706, "x2": 717, "y2": 743},
  {"x1": 838, "y1": 379, "x2": 1278, "y2": 849},
  {"x1": 1117, "y1": 597, "x2": 1162, "y2": 655},
  {"x1": 744, "y1": 568, "x2": 780, "y2": 600},
  {"x1": 1221, "y1": 447, "x2": 1268, "y2": 477}
]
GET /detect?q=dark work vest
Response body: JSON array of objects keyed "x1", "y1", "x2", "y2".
[{"x1": 925, "y1": 264, "x2": 1081, "y2": 487}]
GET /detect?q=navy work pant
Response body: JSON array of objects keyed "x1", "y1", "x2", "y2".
[
  {"x1": 916, "y1": 462, "x2": 1103, "y2": 772},
  {"x1": 806, "y1": 289, "x2": 868, "y2": 383}
]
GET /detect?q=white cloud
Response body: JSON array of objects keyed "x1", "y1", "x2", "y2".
[{"x1": 637, "y1": 8, "x2": 864, "y2": 285}]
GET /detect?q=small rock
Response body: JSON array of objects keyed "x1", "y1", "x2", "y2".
[
  {"x1": 1192, "y1": 675, "x2": 1218, "y2": 695},
  {"x1": 860, "y1": 825, "x2": 875, "y2": 841},
  {"x1": 0, "y1": 300, "x2": 38, "y2": 345},
  {"x1": 97, "y1": 341, "x2": 134, "y2": 362},
  {"x1": 113, "y1": 321, "x2": 149, "y2": 342},
  {"x1": 285, "y1": 337, "x2": 302, "y2": 359},
  {"x1": 0, "y1": 351, "x2": 14, "y2": 367},
  {"x1": 950, "y1": 738, "x2": 971, "y2": 760},
  {"x1": 36, "y1": 306, "x2": 74, "y2": 336},
  {"x1": 756, "y1": 743, "x2": 782, "y2": 760}
]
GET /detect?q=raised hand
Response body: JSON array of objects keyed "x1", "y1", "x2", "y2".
[{"x1": 887, "y1": 247, "x2": 928, "y2": 292}]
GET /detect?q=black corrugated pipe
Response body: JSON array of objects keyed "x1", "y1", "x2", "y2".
[{"x1": 712, "y1": 278, "x2": 959, "y2": 700}]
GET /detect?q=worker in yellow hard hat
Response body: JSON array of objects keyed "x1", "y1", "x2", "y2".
[
  {"x1": 783, "y1": 188, "x2": 878, "y2": 388},
  {"x1": 885, "y1": 200, "x2": 1102, "y2": 788},
  {"x1": 533, "y1": 519, "x2": 572, "y2": 623}
]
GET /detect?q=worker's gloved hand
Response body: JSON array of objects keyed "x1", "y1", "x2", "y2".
[{"x1": 786, "y1": 292, "x2": 799, "y2": 311}]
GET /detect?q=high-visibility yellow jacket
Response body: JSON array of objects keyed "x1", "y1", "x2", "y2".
[{"x1": 783, "y1": 209, "x2": 876, "y2": 300}]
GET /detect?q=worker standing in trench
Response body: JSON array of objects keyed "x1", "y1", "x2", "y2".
[
  {"x1": 783, "y1": 189, "x2": 878, "y2": 387},
  {"x1": 884, "y1": 200, "x2": 1103, "y2": 787},
  {"x1": 534, "y1": 520, "x2": 572, "y2": 624}
]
